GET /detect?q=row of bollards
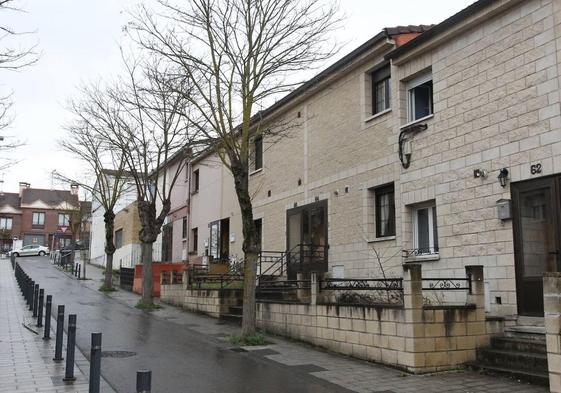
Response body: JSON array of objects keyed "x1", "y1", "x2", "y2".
[{"x1": 11, "y1": 254, "x2": 153, "y2": 393}]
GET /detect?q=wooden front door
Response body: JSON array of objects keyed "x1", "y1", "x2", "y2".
[{"x1": 512, "y1": 176, "x2": 561, "y2": 317}]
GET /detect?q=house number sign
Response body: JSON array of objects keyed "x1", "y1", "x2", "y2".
[{"x1": 530, "y1": 163, "x2": 542, "y2": 175}]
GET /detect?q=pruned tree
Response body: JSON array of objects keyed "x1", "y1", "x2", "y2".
[
  {"x1": 130, "y1": 0, "x2": 340, "y2": 336},
  {"x1": 93, "y1": 56, "x2": 200, "y2": 306},
  {"x1": 57, "y1": 91, "x2": 130, "y2": 289},
  {"x1": 0, "y1": 0, "x2": 38, "y2": 169}
]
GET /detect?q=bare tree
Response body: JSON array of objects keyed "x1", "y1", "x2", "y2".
[
  {"x1": 0, "y1": 0, "x2": 39, "y2": 168},
  {"x1": 93, "y1": 56, "x2": 200, "y2": 306},
  {"x1": 131, "y1": 0, "x2": 340, "y2": 336},
  {"x1": 57, "y1": 93, "x2": 130, "y2": 290}
]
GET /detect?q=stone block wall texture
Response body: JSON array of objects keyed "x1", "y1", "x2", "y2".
[
  {"x1": 249, "y1": 0, "x2": 561, "y2": 316},
  {"x1": 544, "y1": 272, "x2": 561, "y2": 392},
  {"x1": 160, "y1": 286, "x2": 243, "y2": 319}
]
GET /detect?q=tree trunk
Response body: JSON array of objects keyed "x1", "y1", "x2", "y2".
[
  {"x1": 103, "y1": 210, "x2": 116, "y2": 290},
  {"x1": 141, "y1": 241, "x2": 153, "y2": 304},
  {"x1": 104, "y1": 253, "x2": 114, "y2": 289},
  {"x1": 231, "y1": 160, "x2": 260, "y2": 338}
]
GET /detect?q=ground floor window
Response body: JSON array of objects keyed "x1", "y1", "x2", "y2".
[
  {"x1": 413, "y1": 203, "x2": 438, "y2": 255},
  {"x1": 114, "y1": 229, "x2": 123, "y2": 249}
]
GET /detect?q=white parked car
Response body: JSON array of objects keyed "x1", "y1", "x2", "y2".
[{"x1": 11, "y1": 245, "x2": 50, "y2": 257}]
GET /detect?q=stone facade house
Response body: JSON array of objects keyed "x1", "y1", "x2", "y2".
[{"x1": 249, "y1": 0, "x2": 561, "y2": 321}]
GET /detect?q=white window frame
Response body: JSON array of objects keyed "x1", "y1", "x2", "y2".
[
  {"x1": 58, "y1": 213, "x2": 70, "y2": 227},
  {"x1": 32, "y1": 212, "x2": 45, "y2": 226},
  {"x1": 406, "y1": 72, "x2": 433, "y2": 123},
  {"x1": 413, "y1": 204, "x2": 438, "y2": 255},
  {"x1": 0, "y1": 217, "x2": 12, "y2": 230}
]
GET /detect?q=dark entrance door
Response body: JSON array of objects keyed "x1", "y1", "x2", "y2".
[
  {"x1": 512, "y1": 176, "x2": 561, "y2": 317},
  {"x1": 286, "y1": 200, "x2": 328, "y2": 278}
]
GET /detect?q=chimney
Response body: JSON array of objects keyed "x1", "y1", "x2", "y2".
[
  {"x1": 19, "y1": 182, "x2": 30, "y2": 197},
  {"x1": 70, "y1": 182, "x2": 79, "y2": 195}
]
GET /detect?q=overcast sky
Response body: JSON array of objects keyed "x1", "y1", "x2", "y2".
[{"x1": 0, "y1": 0, "x2": 475, "y2": 194}]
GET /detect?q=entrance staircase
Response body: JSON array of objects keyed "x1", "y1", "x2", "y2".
[{"x1": 468, "y1": 320, "x2": 548, "y2": 386}]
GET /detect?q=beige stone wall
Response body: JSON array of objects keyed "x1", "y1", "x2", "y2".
[
  {"x1": 544, "y1": 272, "x2": 561, "y2": 392},
  {"x1": 250, "y1": 0, "x2": 561, "y2": 316},
  {"x1": 395, "y1": 0, "x2": 561, "y2": 315},
  {"x1": 114, "y1": 201, "x2": 141, "y2": 246}
]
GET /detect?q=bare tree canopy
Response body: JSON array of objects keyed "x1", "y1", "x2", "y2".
[
  {"x1": 57, "y1": 86, "x2": 131, "y2": 290},
  {"x1": 131, "y1": 0, "x2": 340, "y2": 336},
  {"x1": 88, "y1": 55, "x2": 202, "y2": 305},
  {"x1": 0, "y1": 0, "x2": 39, "y2": 170}
]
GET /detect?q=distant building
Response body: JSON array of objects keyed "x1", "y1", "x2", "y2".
[{"x1": 0, "y1": 182, "x2": 82, "y2": 251}]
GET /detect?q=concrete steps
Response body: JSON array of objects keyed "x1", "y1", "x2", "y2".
[{"x1": 468, "y1": 324, "x2": 548, "y2": 387}]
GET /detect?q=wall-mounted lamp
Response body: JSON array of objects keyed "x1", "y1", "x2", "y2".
[
  {"x1": 498, "y1": 168, "x2": 509, "y2": 188},
  {"x1": 473, "y1": 169, "x2": 488, "y2": 179}
]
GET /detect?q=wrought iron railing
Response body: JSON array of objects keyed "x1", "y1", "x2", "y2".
[
  {"x1": 319, "y1": 278, "x2": 403, "y2": 291},
  {"x1": 422, "y1": 274, "x2": 472, "y2": 294},
  {"x1": 256, "y1": 279, "x2": 311, "y2": 292},
  {"x1": 191, "y1": 273, "x2": 244, "y2": 289},
  {"x1": 402, "y1": 248, "x2": 439, "y2": 258}
]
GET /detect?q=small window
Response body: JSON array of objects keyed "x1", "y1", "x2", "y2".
[
  {"x1": 413, "y1": 203, "x2": 438, "y2": 255},
  {"x1": 254, "y1": 136, "x2": 263, "y2": 171},
  {"x1": 407, "y1": 73, "x2": 433, "y2": 122},
  {"x1": 182, "y1": 217, "x2": 187, "y2": 239},
  {"x1": 371, "y1": 65, "x2": 391, "y2": 115},
  {"x1": 32, "y1": 212, "x2": 45, "y2": 226},
  {"x1": 375, "y1": 184, "x2": 395, "y2": 238},
  {"x1": 58, "y1": 213, "x2": 70, "y2": 227},
  {"x1": 191, "y1": 227, "x2": 198, "y2": 253},
  {"x1": 0, "y1": 217, "x2": 12, "y2": 230},
  {"x1": 114, "y1": 229, "x2": 123, "y2": 249},
  {"x1": 254, "y1": 218, "x2": 262, "y2": 251},
  {"x1": 192, "y1": 169, "x2": 200, "y2": 193}
]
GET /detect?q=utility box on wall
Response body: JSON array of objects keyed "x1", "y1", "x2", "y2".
[{"x1": 496, "y1": 199, "x2": 512, "y2": 220}]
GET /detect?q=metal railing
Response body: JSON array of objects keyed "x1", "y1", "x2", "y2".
[
  {"x1": 319, "y1": 278, "x2": 403, "y2": 291},
  {"x1": 191, "y1": 273, "x2": 244, "y2": 289},
  {"x1": 422, "y1": 274, "x2": 472, "y2": 294},
  {"x1": 402, "y1": 248, "x2": 439, "y2": 258}
]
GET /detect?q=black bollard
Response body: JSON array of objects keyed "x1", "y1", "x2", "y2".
[
  {"x1": 136, "y1": 370, "x2": 152, "y2": 393},
  {"x1": 43, "y1": 295, "x2": 52, "y2": 340},
  {"x1": 53, "y1": 305, "x2": 64, "y2": 362},
  {"x1": 89, "y1": 333, "x2": 102, "y2": 393},
  {"x1": 32, "y1": 284, "x2": 39, "y2": 317},
  {"x1": 37, "y1": 289, "x2": 44, "y2": 327},
  {"x1": 28, "y1": 280, "x2": 35, "y2": 310},
  {"x1": 77, "y1": 264, "x2": 81, "y2": 280},
  {"x1": 63, "y1": 314, "x2": 77, "y2": 382}
]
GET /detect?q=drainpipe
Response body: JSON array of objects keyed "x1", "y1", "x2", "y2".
[{"x1": 186, "y1": 161, "x2": 192, "y2": 265}]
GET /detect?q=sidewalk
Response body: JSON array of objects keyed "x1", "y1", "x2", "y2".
[
  {"x1": 0, "y1": 259, "x2": 114, "y2": 393},
  {"x1": 77, "y1": 261, "x2": 547, "y2": 393}
]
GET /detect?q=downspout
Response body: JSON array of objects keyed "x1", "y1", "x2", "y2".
[{"x1": 186, "y1": 161, "x2": 192, "y2": 264}]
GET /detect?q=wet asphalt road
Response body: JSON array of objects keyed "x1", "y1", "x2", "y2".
[{"x1": 17, "y1": 257, "x2": 353, "y2": 393}]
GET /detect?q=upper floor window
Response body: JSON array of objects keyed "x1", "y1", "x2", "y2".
[
  {"x1": 58, "y1": 213, "x2": 70, "y2": 227},
  {"x1": 192, "y1": 169, "x2": 200, "y2": 193},
  {"x1": 407, "y1": 72, "x2": 433, "y2": 122},
  {"x1": 253, "y1": 136, "x2": 263, "y2": 171},
  {"x1": 191, "y1": 227, "x2": 198, "y2": 253},
  {"x1": 114, "y1": 228, "x2": 123, "y2": 249},
  {"x1": 32, "y1": 212, "x2": 45, "y2": 226},
  {"x1": 413, "y1": 202, "x2": 438, "y2": 255},
  {"x1": 182, "y1": 216, "x2": 187, "y2": 239},
  {"x1": 0, "y1": 217, "x2": 12, "y2": 230},
  {"x1": 371, "y1": 64, "x2": 391, "y2": 115},
  {"x1": 375, "y1": 184, "x2": 395, "y2": 238}
]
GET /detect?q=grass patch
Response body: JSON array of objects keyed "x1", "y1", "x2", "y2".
[
  {"x1": 195, "y1": 281, "x2": 244, "y2": 290},
  {"x1": 98, "y1": 285, "x2": 117, "y2": 292},
  {"x1": 135, "y1": 301, "x2": 162, "y2": 311},
  {"x1": 229, "y1": 333, "x2": 269, "y2": 346}
]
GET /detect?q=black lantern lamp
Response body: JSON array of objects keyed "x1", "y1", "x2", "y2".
[{"x1": 498, "y1": 168, "x2": 509, "y2": 188}]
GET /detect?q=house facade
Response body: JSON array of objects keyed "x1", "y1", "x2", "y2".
[
  {"x1": 0, "y1": 182, "x2": 81, "y2": 251},
  {"x1": 248, "y1": 0, "x2": 561, "y2": 320}
]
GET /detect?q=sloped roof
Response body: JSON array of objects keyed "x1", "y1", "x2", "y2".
[
  {"x1": 21, "y1": 188, "x2": 79, "y2": 209},
  {"x1": 0, "y1": 192, "x2": 21, "y2": 210}
]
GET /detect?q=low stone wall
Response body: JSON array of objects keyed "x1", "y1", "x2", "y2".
[
  {"x1": 160, "y1": 284, "x2": 242, "y2": 319},
  {"x1": 544, "y1": 272, "x2": 561, "y2": 392},
  {"x1": 161, "y1": 264, "x2": 490, "y2": 373},
  {"x1": 257, "y1": 265, "x2": 488, "y2": 373}
]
